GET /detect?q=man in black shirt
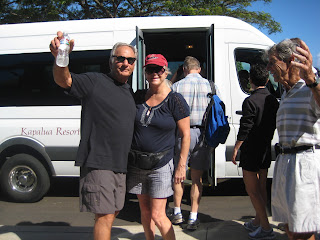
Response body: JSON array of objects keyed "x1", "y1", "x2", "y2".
[{"x1": 50, "y1": 32, "x2": 136, "y2": 240}]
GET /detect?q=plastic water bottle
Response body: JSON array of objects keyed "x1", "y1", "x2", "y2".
[{"x1": 56, "y1": 32, "x2": 70, "y2": 67}]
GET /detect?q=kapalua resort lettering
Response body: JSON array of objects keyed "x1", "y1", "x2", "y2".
[
  {"x1": 56, "y1": 127, "x2": 80, "y2": 135},
  {"x1": 21, "y1": 127, "x2": 80, "y2": 136},
  {"x1": 21, "y1": 127, "x2": 52, "y2": 136}
]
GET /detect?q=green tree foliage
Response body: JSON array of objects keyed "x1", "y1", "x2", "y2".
[
  {"x1": 166, "y1": 0, "x2": 281, "y2": 34},
  {"x1": 1, "y1": 0, "x2": 281, "y2": 34},
  {"x1": 1, "y1": 0, "x2": 69, "y2": 23}
]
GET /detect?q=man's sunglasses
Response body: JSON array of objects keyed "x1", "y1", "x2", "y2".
[
  {"x1": 112, "y1": 55, "x2": 136, "y2": 65},
  {"x1": 145, "y1": 66, "x2": 165, "y2": 75}
]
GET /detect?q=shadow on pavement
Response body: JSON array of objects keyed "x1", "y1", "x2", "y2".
[
  {"x1": 16, "y1": 221, "x2": 71, "y2": 226},
  {"x1": 0, "y1": 221, "x2": 288, "y2": 240},
  {"x1": 0, "y1": 225, "x2": 138, "y2": 240},
  {"x1": 117, "y1": 194, "x2": 141, "y2": 224}
]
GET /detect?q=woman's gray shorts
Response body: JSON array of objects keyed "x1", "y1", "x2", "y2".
[
  {"x1": 126, "y1": 159, "x2": 174, "y2": 198},
  {"x1": 79, "y1": 167, "x2": 126, "y2": 215}
]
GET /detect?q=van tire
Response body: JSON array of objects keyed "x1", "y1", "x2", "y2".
[{"x1": 0, "y1": 154, "x2": 50, "y2": 202}]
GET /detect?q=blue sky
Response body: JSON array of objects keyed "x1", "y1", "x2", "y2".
[{"x1": 248, "y1": 0, "x2": 320, "y2": 69}]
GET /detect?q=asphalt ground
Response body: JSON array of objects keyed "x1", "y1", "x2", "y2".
[{"x1": 0, "y1": 178, "x2": 290, "y2": 240}]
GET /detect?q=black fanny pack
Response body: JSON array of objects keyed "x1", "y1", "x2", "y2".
[{"x1": 128, "y1": 149, "x2": 170, "y2": 170}]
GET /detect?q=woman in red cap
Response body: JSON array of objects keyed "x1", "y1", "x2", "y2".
[{"x1": 127, "y1": 54, "x2": 190, "y2": 240}]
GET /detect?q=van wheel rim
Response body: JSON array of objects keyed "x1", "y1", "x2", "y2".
[{"x1": 8, "y1": 165, "x2": 37, "y2": 193}]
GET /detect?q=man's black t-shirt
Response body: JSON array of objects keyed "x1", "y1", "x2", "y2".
[{"x1": 70, "y1": 72, "x2": 136, "y2": 173}]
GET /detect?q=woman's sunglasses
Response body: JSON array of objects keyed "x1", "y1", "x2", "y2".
[
  {"x1": 112, "y1": 55, "x2": 136, "y2": 65},
  {"x1": 145, "y1": 66, "x2": 165, "y2": 75}
]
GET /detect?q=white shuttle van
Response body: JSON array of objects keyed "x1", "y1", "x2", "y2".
[{"x1": 0, "y1": 15, "x2": 282, "y2": 202}]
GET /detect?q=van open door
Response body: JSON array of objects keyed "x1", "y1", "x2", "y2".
[
  {"x1": 136, "y1": 26, "x2": 146, "y2": 90},
  {"x1": 206, "y1": 24, "x2": 214, "y2": 82},
  {"x1": 206, "y1": 24, "x2": 217, "y2": 187}
]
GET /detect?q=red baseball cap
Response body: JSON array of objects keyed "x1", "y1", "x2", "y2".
[{"x1": 144, "y1": 54, "x2": 168, "y2": 67}]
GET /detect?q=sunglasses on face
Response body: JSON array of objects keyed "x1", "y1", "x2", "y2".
[
  {"x1": 112, "y1": 55, "x2": 136, "y2": 65},
  {"x1": 145, "y1": 66, "x2": 165, "y2": 75}
]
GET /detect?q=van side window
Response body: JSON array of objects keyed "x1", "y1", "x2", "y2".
[
  {"x1": 234, "y1": 48, "x2": 282, "y2": 98},
  {"x1": 237, "y1": 68, "x2": 250, "y2": 93},
  {"x1": 0, "y1": 50, "x2": 111, "y2": 106}
]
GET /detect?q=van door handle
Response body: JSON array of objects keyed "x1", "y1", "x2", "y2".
[{"x1": 236, "y1": 111, "x2": 243, "y2": 115}]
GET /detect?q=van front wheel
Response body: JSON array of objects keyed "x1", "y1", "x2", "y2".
[{"x1": 0, "y1": 154, "x2": 50, "y2": 202}]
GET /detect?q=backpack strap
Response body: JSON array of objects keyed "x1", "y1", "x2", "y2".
[
  {"x1": 202, "y1": 80, "x2": 216, "y2": 127},
  {"x1": 208, "y1": 80, "x2": 216, "y2": 97}
]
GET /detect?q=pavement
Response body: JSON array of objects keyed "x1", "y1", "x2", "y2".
[
  {"x1": 0, "y1": 178, "x2": 290, "y2": 240},
  {"x1": 0, "y1": 217, "x2": 288, "y2": 240}
]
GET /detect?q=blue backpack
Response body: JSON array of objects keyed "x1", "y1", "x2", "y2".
[{"x1": 202, "y1": 82, "x2": 230, "y2": 148}]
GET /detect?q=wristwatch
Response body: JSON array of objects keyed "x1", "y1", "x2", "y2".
[{"x1": 306, "y1": 74, "x2": 320, "y2": 88}]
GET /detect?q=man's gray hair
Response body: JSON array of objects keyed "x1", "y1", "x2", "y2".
[
  {"x1": 183, "y1": 56, "x2": 200, "y2": 71},
  {"x1": 109, "y1": 42, "x2": 137, "y2": 64},
  {"x1": 268, "y1": 39, "x2": 299, "y2": 63}
]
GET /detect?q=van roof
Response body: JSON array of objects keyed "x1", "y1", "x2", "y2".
[
  {"x1": 0, "y1": 15, "x2": 274, "y2": 54},
  {"x1": 0, "y1": 15, "x2": 265, "y2": 33}
]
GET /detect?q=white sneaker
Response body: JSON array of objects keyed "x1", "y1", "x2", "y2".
[
  {"x1": 171, "y1": 213, "x2": 184, "y2": 225},
  {"x1": 244, "y1": 220, "x2": 259, "y2": 232},
  {"x1": 248, "y1": 226, "x2": 275, "y2": 240},
  {"x1": 186, "y1": 218, "x2": 200, "y2": 230}
]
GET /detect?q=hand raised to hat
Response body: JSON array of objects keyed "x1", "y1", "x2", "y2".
[
  {"x1": 291, "y1": 40, "x2": 316, "y2": 85},
  {"x1": 292, "y1": 40, "x2": 320, "y2": 108}
]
